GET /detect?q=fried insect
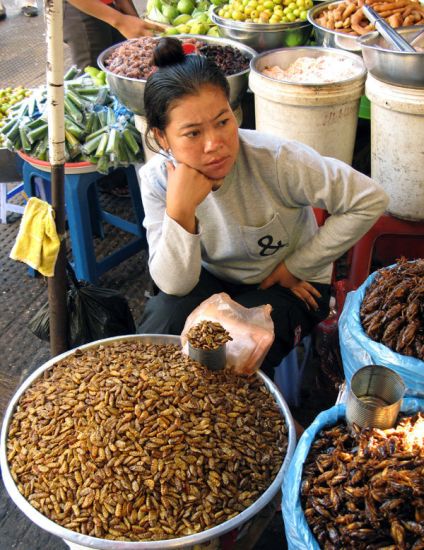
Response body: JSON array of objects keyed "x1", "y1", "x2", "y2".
[
  {"x1": 301, "y1": 413, "x2": 424, "y2": 549},
  {"x1": 360, "y1": 258, "x2": 424, "y2": 361}
]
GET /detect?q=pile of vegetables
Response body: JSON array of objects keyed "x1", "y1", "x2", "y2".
[
  {"x1": 0, "y1": 67, "x2": 144, "y2": 174},
  {"x1": 0, "y1": 86, "x2": 31, "y2": 147},
  {"x1": 146, "y1": 0, "x2": 224, "y2": 35}
]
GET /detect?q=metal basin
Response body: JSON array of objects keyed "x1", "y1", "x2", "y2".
[
  {"x1": 359, "y1": 25, "x2": 424, "y2": 88},
  {"x1": 308, "y1": 0, "x2": 361, "y2": 53},
  {"x1": 210, "y1": 6, "x2": 312, "y2": 52},
  {"x1": 97, "y1": 36, "x2": 257, "y2": 115},
  {"x1": 1, "y1": 334, "x2": 296, "y2": 549}
]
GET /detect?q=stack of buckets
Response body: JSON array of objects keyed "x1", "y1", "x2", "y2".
[
  {"x1": 365, "y1": 75, "x2": 424, "y2": 221},
  {"x1": 249, "y1": 46, "x2": 424, "y2": 223}
]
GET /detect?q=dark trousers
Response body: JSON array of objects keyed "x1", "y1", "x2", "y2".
[
  {"x1": 139, "y1": 269, "x2": 330, "y2": 377},
  {"x1": 63, "y1": 1, "x2": 125, "y2": 70}
]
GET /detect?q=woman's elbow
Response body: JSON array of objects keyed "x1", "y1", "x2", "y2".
[{"x1": 150, "y1": 270, "x2": 197, "y2": 297}]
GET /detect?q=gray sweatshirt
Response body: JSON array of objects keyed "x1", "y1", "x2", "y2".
[{"x1": 139, "y1": 130, "x2": 389, "y2": 296}]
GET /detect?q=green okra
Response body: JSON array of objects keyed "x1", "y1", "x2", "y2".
[
  {"x1": 19, "y1": 125, "x2": 32, "y2": 151},
  {"x1": 82, "y1": 133, "x2": 103, "y2": 155},
  {"x1": 64, "y1": 96, "x2": 83, "y2": 123},
  {"x1": 94, "y1": 133, "x2": 108, "y2": 158},
  {"x1": 27, "y1": 123, "x2": 48, "y2": 144},
  {"x1": 122, "y1": 128, "x2": 140, "y2": 155},
  {"x1": 105, "y1": 128, "x2": 117, "y2": 155},
  {"x1": 64, "y1": 65, "x2": 80, "y2": 81},
  {"x1": 85, "y1": 125, "x2": 108, "y2": 142}
]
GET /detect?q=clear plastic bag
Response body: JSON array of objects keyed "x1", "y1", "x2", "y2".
[{"x1": 181, "y1": 292, "x2": 275, "y2": 376}]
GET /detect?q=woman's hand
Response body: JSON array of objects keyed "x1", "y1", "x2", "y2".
[
  {"x1": 260, "y1": 262, "x2": 322, "y2": 310},
  {"x1": 115, "y1": 14, "x2": 164, "y2": 37},
  {"x1": 166, "y1": 161, "x2": 214, "y2": 234}
]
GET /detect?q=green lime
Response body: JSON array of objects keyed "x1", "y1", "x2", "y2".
[
  {"x1": 175, "y1": 23, "x2": 191, "y2": 32},
  {"x1": 188, "y1": 21, "x2": 208, "y2": 33},
  {"x1": 177, "y1": 0, "x2": 195, "y2": 14},
  {"x1": 172, "y1": 12, "x2": 192, "y2": 24},
  {"x1": 147, "y1": 0, "x2": 162, "y2": 11},
  {"x1": 164, "y1": 26, "x2": 180, "y2": 34},
  {"x1": 162, "y1": 3, "x2": 180, "y2": 20},
  {"x1": 191, "y1": 12, "x2": 210, "y2": 22},
  {"x1": 207, "y1": 25, "x2": 220, "y2": 35},
  {"x1": 195, "y1": 0, "x2": 210, "y2": 10}
]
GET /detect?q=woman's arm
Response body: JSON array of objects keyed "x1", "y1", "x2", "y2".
[
  {"x1": 66, "y1": 0, "x2": 162, "y2": 37},
  {"x1": 276, "y1": 141, "x2": 389, "y2": 282},
  {"x1": 140, "y1": 162, "x2": 213, "y2": 296},
  {"x1": 113, "y1": 0, "x2": 138, "y2": 16}
]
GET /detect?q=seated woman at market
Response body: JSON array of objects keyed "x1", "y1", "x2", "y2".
[{"x1": 138, "y1": 37, "x2": 388, "y2": 378}]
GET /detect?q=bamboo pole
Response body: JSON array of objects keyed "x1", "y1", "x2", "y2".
[{"x1": 44, "y1": 0, "x2": 68, "y2": 355}]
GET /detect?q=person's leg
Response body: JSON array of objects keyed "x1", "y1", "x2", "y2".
[
  {"x1": 234, "y1": 283, "x2": 331, "y2": 377},
  {"x1": 21, "y1": 0, "x2": 38, "y2": 17},
  {"x1": 0, "y1": 0, "x2": 6, "y2": 20},
  {"x1": 63, "y1": 1, "x2": 124, "y2": 70},
  {"x1": 138, "y1": 270, "x2": 228, "y2": 335}
]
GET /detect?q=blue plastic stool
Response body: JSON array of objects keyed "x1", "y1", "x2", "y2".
[
  {"x1": 22, "y1": 162, "x2": 147, "y2": 283},
  {"x1": 274, "y1": 334, "x2": 313, "y2": 407}
]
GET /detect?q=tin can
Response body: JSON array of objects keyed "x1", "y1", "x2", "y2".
[
  {"x1": 346, "y1": 365, "x2": 405, "y2": 429},
  {"x1": 188, "y1": 342, "x2": 226, "y2": 371}
]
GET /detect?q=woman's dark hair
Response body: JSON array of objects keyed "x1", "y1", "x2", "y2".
[{"x1": 144, "y1": 37, "x2": 230, "y2": 153}]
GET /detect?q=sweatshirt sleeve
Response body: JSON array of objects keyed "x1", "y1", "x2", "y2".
[
  {"x1": 278, "y1": 142, "x2": 389, "y2": 281},
  {"x1": 139, "y1": 163, "x2": 202, "y2": 296}
]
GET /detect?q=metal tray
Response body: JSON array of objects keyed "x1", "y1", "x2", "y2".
[{"x1": 1, "y1": 334, "x2": 296, "y2": 550}]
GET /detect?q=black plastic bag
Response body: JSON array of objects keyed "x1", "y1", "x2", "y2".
[{"x1": 29, "y1": 264, "x2": 136, "y2": 347}]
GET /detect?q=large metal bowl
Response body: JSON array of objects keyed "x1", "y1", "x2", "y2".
[
  {"x1": 97, "y1": 36, "x2": 257, "y2": 115},
  {"x1": 308, "y1": 0, "x2": 361, "y2": 53},
  {"x1": 1, "y1": 334, "x2": 296, "y2": 550},
  {"x1": 359, "y1": 25, "x2": 424, "y2": 88},
  {"x1": 210, "y1": 6, "x2": 312, "y2": 52}
]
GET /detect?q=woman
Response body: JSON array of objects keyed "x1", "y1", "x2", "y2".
[
  {"x1": 64, "y1": 0, "x2": 161, "y2": 69},
  {"x1": 138, "y1": 38, "x2": 388, "y2": 377}
]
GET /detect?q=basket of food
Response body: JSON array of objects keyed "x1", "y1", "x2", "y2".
[
  {"x1": 307, "y1": 0, "x2": 424, "y2": 52},
  {"x1": 0, "y1": 72, "x2": 144, "y2": 175},
  {"x1": 283, "y1": 397, "x2": 424, "y2": 549},
  {"x1": 1, "y1": 334, "x2": 296, "y2": 549},
  {"x1": 339, "y1": 258, "x2": 424, "y2": 397},
  {"x1": 210, "y1": 0, "x2": 313, "y2": 52},
  {"x1": 97, "y1": 36, "x2": 256, "y2": 115}
]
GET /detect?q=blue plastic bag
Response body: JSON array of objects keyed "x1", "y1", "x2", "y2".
[
  {"x1": 339, "y1": 270, "x2": 424, "y2": 397},
  {"x1": 282, "y1": 398, "x2": 424, "y2": 550}
]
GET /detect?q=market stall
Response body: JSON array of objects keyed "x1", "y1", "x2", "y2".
[{"x1": 1, "y1": 3, "x2": 423, "y2": 548}]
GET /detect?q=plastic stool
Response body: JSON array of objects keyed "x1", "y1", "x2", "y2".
[
  {"x1": 274, "y1": 334, "x2": 313, "y2": 407},
  {"x1": 349, "y1": 213, "x2": 424, "y2": 289},
  {"x1": 22, "y1": 163, "x2": 147, "y2": 283},
  {"x1": 0, "y1": 182, "x2": 25, "y2": 223}
]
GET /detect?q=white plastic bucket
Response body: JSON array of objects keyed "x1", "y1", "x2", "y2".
[
  {"x1": 249, "y1": 47, "x2": 366, "y2": 165},
  {"x1": 366, "y1": 74, "x2": 424, "y2": 222}
]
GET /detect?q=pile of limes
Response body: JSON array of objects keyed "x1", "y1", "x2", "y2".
[
  {"x1": 217, "y1": 0, "x2": 313, "y2": 24},
  {"x1": 146, "y1": 0, "x2": 225, "y2": 35},
  {"x1": 0, "y1": 86, "x2": 31, "y2": 147}
]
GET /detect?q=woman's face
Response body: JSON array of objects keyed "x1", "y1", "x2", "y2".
[{"x1": 155, "y1": 84, "x2": 239, "y2": 181}]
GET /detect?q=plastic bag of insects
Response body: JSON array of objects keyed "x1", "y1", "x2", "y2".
[
  {"x1": 181, "y1": 292, "x2": 274, "y2": 376},
  {"x1": 282, "y1": 397, "x2": 424, "y2": 550},
  {"x1": 339, "y1": 261, "x2": 424, "y2": 398}
]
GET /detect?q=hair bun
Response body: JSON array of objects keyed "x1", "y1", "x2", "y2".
[{"x1": 153, "y1": 37, "x2": 185, "y2": 68}]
